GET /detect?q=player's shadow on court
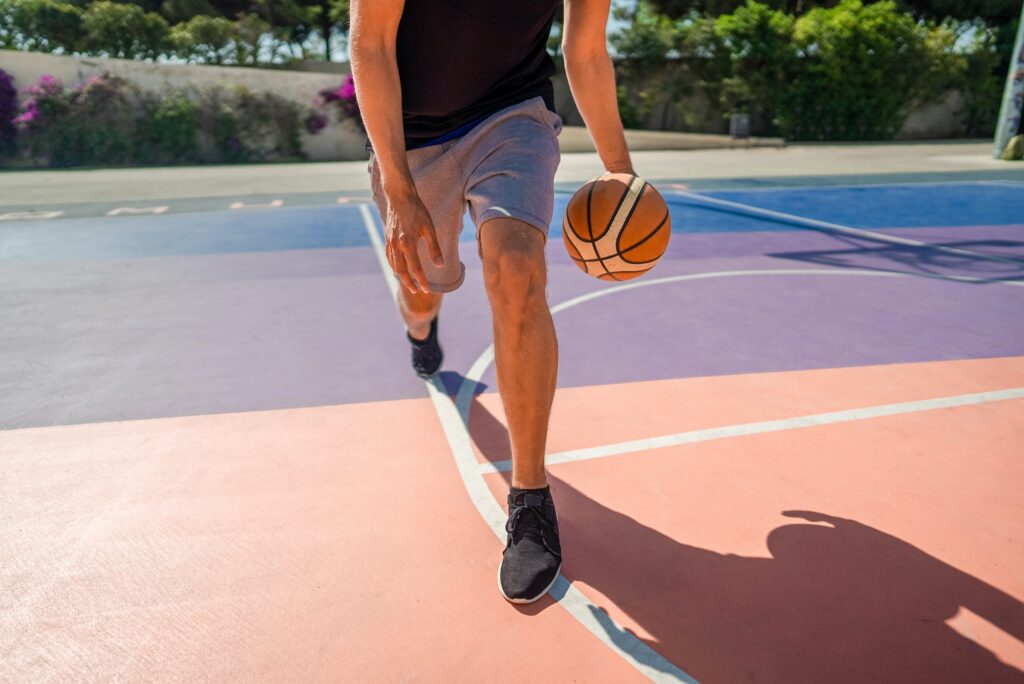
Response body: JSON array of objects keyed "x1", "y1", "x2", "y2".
[{"x1": 459, "y1": 394, "x2": 1024, "y2": 682}]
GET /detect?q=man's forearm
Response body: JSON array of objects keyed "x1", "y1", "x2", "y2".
[
  {"x1": 564, "y1": 52, "x2": 633, "y2": 174},
  {"x1": 350, "y1": 42, "x2": 416, "y2": 200}
]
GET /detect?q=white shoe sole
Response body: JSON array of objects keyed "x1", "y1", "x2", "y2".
[{"x1": 497, "y1": 563, "x2": 562, "y2": 604}]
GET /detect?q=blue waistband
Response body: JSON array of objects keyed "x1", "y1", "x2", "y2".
[{"x1": 409, "y1": 113, "x2": 491, "y2": 150}]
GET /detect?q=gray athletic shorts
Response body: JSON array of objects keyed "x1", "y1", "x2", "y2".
[{"x1": 368, "y1": 96, "x2": 563, "y2": 293}]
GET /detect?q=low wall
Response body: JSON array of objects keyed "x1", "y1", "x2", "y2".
[
  {"x1": 0, "y1": 50, "x2": 366, "y2": 161},
  {"x1": 1, "y1": 49, "x2": 972, "y2": 162}
]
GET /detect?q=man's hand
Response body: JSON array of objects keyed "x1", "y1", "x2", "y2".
[{"x1": 384, "y1": 191, "x2": 444, "y2": 294}]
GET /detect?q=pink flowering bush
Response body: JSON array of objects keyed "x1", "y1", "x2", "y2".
[
  {"x1": 313, "y1": 72, "x2": 363, "y2": 132},
  {"x1": 6, "y1": 71, "x2": 322, "y2": 167}
]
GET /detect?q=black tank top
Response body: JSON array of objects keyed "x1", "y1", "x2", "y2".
[{"x1": 394, "y1": 0, "x2": 560, "y2": 149}]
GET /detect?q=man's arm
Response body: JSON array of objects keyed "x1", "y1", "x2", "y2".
[
  {"x1": 562, "y1": 0, "x2": 633, "y2": 175},
  {"x1": 350, "y1": 0, "x2": 443, "y2": 294}
]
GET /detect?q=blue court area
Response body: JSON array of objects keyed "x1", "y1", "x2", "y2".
[{"x1": 3, "y1": 181, "x2": 1021, "y2": 262}]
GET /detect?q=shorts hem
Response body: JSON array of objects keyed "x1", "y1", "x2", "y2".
[
  {"x1": 475, "y1": 210, "x2": 551, "y2": 243},
  {"x1": 426, "y1": 263, "x2": 466, "y2": 293}
]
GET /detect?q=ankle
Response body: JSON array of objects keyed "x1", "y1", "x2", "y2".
[
  {"x1": 407, "y1": 322, "x2": 430, "y2": 342},
  {"x1": 511, "y1": 478, "x2": 548, "y2": 492}
]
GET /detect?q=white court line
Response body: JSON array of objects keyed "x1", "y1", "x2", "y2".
[
  {"x1": 0, "y1": 210, "x2": 63, "y2": 221},
  {"x1": 456, "y1": 266, "x2": 1024, "y2": 425},
  {"x1": 667, "y1": 179, "x2": 1024, "y2": 193},
  {"x1": 229, "y1": 199, "x2": 283, "y2": 210},
  {"x1": 107, "y1": 206, "x2": 169, "y2": 216},
  {"x1": 977, "y1": 180, "x2": 1024, "y2": 188},
  {"x1": 479, "y1": 387, "x2": 1024, "y2": 474},
  {"x1": 357, "y1": 205, "x2": 696, "y2": 683},
  {"x1": 674, "y1": 190, "x2": 1024, "y2": 267},
  {"x1": 459, "y1": 267, "x2": 1024, "y2": 427}
]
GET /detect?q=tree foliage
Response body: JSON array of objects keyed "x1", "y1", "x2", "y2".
[
  {"x1": 81, "y1": 1, "x2": 169, "y2": 58},
  {"x1": 644, "y1": 0, "x2": 1018, "y2": 22},
  {"x1": 0, "y1": 0, "x2": 83, "y2": 51},
  {"x1": 170, "y1": 13, "x2": 238, "y2": 63},
  {"x1": 615, "y1": 0, "x2": 970, "y2": 140},
  {"x1": 0, "y1": 0, "x2": 353, "y2": 62}
]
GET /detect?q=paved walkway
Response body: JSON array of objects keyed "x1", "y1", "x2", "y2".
[{"x1": 1, "y1": 141, "x2": 1018, "y2": 209}]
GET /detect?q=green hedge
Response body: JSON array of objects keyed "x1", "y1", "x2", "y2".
[
  {"x1": 613, "y1": 0, "x2": 999, "y2": 140},
  {"x1": 4, "y1": 71, "x2": 317, "y2": 167}
]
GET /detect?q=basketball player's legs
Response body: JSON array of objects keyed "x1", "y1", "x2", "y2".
[{"x1": 479, "y1": 218, "x2": 557, "y2": 490}]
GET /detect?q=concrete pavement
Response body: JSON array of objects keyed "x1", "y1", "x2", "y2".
[{"x1": 2, "y1": 141, "x2": 1020, "y2": 211}]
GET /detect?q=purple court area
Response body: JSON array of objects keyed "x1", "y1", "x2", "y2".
[{"x1": 2, "y1": 180, "x2": 1022, "y2": 429}]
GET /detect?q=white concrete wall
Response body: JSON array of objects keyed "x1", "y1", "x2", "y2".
[{"x1": 0, "y1": 50, "x2": 367, "y2": 161}]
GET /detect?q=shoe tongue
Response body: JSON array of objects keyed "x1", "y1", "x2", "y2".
[{"x1": 510, "y1": 492, "x2": 546, "y2": 508}]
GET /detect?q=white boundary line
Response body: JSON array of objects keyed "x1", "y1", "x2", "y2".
[
  {"x1": 479, "y1": 387, "x2": 1024, "y2": 474},
  {"x1": 976, "y1": 180, "x2": 1024, "y2": 187},
  {"x1": 667, "y1": 179, "x2": 1024, "y2": 194},
  {"x1": 673, "y1": 190, "x2": 1024, "y2": 267},
  {"x1": 358, "y1": 205, "x2": 697, "y2": 683}
]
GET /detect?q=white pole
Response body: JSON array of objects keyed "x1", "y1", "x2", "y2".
[{"x1": 993, "y1": 3, "x2": 1024, "y2": 158}]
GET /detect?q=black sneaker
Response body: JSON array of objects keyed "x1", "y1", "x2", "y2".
[
  {"x1": 408, "y1": 316, "x2": 443, "y2": 378},
  {"x1": 498, "y1": 487, "x2": 562, "y2": 603}
]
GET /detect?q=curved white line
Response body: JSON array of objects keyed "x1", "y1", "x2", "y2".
[
  {"x1": 460, "y1": 267, "x2": 1024, "y2": 406},
  {"x1": 359, "y1": 205, "x2": 696, "y2": 683},
  {"x1": 366, "y1": 203, "x2": 1023, "y2": 682}
]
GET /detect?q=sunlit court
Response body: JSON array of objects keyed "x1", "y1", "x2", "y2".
[
  {"x1": 3, "y1": 146, "x2": 1024, "y2": 680},
  {"x1": 4, "y1": 0, "x2": 1024, "y2": 679}
]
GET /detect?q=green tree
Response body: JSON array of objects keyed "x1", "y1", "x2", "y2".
[
  {"x1": 779, "y1": 0, "x2": 962, "y2": 139},
  {"x1": 159, "y1": 0, "x2": 217, "y2": 23},
  {"x1": 0, "y1": 0, "x2": 83, "y2": 52},
  {"x1": 170, "y1": 13, "x2": 238, "y2": 63},
  {"x1": 712, "y1": 0, "x2": 796, "y2": 118},
  {"x1": 234, "y1": 11, "x2": 271, "y2": 64},
  {"x1": 646, "y1": 0, "x2": 839, "y2": 18},
  {"x1": 81, "y1": 1, "x2": 170, "y2": 59}
]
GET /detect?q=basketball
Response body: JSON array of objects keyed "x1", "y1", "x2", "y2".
[{"x1": 562, "y1": 173, "x2": 671, "y2": 281}]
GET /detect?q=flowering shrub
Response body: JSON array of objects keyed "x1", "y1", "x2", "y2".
[
  {"x1": 0, "y1": 69, "x2": 17, "y2": 156},
  {"x1": 313, "y1": 72, "x2": 363, "y2": 132},
  {"x1": 5, "y1": 71, "x2": 323, "y2": 167},
  {"x1": 305, "y1": 111, "x2": 329, "y2": 135}
]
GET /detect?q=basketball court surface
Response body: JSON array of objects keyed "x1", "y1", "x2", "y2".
[{"x1": 2, "y1": 149, "x2": 1024, "y2": 681}]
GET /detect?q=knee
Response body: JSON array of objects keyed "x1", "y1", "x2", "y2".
[{"x1": 480, "y1": 220, "x2": 548, "y2": 319}]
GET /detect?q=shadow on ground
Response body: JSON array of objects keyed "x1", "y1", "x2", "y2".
[
  {"x1": 457, "y1": 388, "x2": 1024, "y2": 683},
  {"x1": 769, "y1": 233, "x2": 1024, "y2": 284}
]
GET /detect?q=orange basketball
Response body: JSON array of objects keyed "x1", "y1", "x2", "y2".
[{"x1": 562, "y1": 173, "x2": 671, "y2": 281}]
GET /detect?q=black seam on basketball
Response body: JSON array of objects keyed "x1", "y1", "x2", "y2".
[
  {"x1": 619, "y1": 209, "x2": 671, "y2": 264},
  {"x1": 602, "y1": 266, "x2": 654, "y2": 277},
  {"x1": 594, "y1": 174, "x2": 636, "y2": 242},
  {"x1": 564, "y1": 213, "x2": 589, "y2": 247},
  {"x1": 561, "y1": 226, "x2": 583, "y2": 261},
  {"x1": 565, "y1": 197, "x2": 590, "y2": 242},
  {"x1": 586, "y1": 180, "x2": 612, "y2": 276}
]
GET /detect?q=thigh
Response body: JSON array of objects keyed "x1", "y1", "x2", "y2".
[{"x1": 464, "y1": 99, "x2": 562, "y2": 243}]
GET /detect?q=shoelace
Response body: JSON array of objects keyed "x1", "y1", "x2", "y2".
[{"x1": 506, "y1": 495, "x2": 561, "y2": 559}]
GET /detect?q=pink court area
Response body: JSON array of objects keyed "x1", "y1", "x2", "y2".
[{"x1": 4, "y1": 356, "x2": 1024, "y2": 682}]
